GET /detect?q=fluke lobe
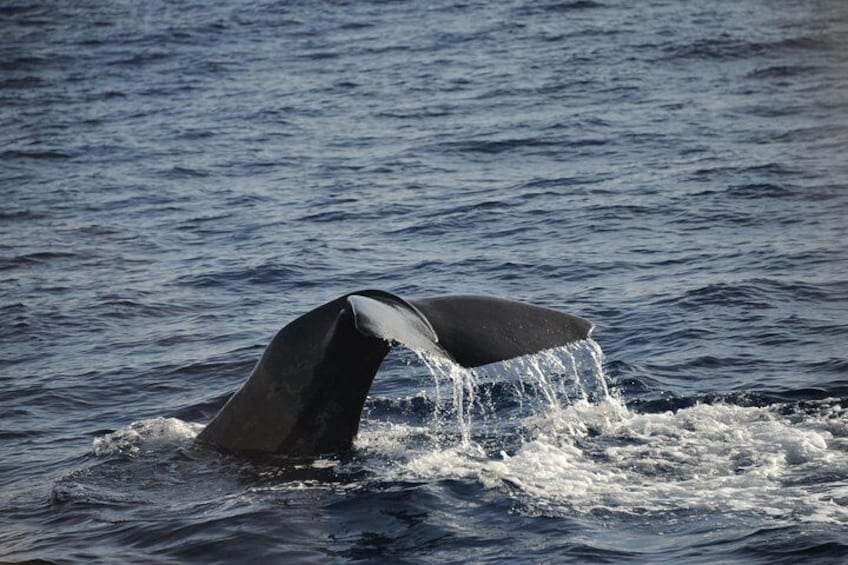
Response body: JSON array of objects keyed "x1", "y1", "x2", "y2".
[{"x1": 197, "y1": 290, "x2": 592, "y2": 456}]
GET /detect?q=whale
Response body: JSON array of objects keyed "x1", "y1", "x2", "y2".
[{"x1": 197, "y1": 290, "x2": 592, "y2": 456}]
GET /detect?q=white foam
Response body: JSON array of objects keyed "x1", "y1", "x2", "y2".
[
  {"x1": 92, "y1": 417, "x2": 203, "y2": 456},
  {"x1": 357, "y1": 340, "x2": 848, "y2": 524},
  {"x1": 477, "y1": 399, "x2": 846, "y2": 520}
]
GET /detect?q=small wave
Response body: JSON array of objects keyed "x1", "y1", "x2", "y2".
[
  {"x1": 662, "y1": 278, "x2": 843, "y2": 311},
  {"x1": 174, "y1": 263, "x2": 305, "y2": 289},
  {"x1": 512, "y1": 0, "x2": 605, "y2": 15},
  {"x1": 0, "y1": 76, "x2": 45, "y2": 90},
  {"x1": 0, "y1": 251, "x2": 78, "y2": 271},
  {"x1": 725, "y1": 182, "x2": 794, "y2": 199},
  {"x1": 92, "y1": 417, "x2": 203, "y2": 457},
  {"x1": 0, "y1": 209, "x2": 46, "y2": 222},
  {"x1": 93, "y1": 296, "x2": 197, "y2": 319},
  {"x1": 107, "y1": 50, "x2": 171, "y2": 68},
  {"x1": 435, "y1": 137, "x2": 604, "y2": 157},
  {"x1": 670, "y1": 281, "x2": 773, "y2": 309},
  {"x1": 747, "y1": 65, "x2": 818, "y2": 80},
  {"x1": 0, "y1": 149, "x2": 73, "y2": 160},
  {"x1": 662, "y1": 35, "x2": 831, "y2": 63},
  {"x1": 0, "y1": 5, "x2": 43, "y2": 16},
  {"x1": 297, "y1": 209, "x2": 364, "y2": 223},
  {"x1": 159, "y1": 165, "x2": 211, "y2": 179}
]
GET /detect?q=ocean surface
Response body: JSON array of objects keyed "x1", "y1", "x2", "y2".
[{"x1": 2, "y1": 0, "x2": 847, "y2": 562}]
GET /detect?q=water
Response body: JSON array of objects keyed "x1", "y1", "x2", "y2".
[{"x1": 2, "y1": 0, "x2": 847, "y2": 562}]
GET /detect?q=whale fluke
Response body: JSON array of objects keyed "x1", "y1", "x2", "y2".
[{"x1": 196, "y1": 290, "x2": 592, "y2": 456}]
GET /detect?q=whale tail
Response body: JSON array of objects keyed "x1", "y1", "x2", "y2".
[{"x1": 197, "y1": 290, "x2": 592, "y2": 456}]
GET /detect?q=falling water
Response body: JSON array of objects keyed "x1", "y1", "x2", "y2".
[
  {"x1": 417, "y1": 339, "x2": 616, "y2": 451},
  {"x1": 359, "y1": 340, "x2": 848, "y2": 527}
]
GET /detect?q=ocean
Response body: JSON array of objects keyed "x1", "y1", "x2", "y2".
[{"x1": 2, "y1": 0, "x2": 847, "y2": 562}]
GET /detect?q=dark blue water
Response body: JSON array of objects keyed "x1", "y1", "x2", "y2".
[{"x1": 2, "y1": 0, "x2": 848, "y2": 562}]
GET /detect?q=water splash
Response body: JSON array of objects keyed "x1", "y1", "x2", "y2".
[
  {"x1": 416, "y1": 339, "x2": 615, "y2": 451},
  {"x1": 359, "y1": 340, "x2": 848, "y2": 525},
  {"x1": 92, "y1": 417, "x2": 203, "y2": 457}
]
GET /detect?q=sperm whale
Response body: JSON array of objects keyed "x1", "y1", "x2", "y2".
[{"x1": 197, "y1": 290, "x2": 591, "y2": 456}]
